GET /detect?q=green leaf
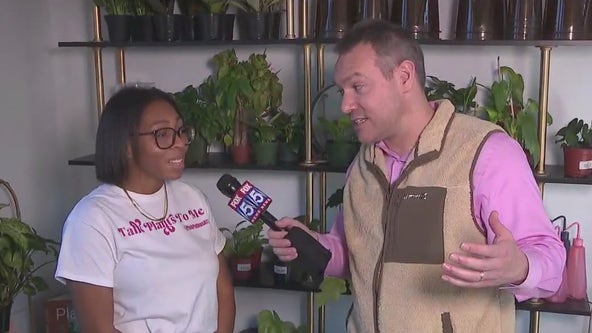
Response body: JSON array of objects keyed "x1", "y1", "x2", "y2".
[{"x1": 314, "y1": 277, "x2": 348, "y2": 307}]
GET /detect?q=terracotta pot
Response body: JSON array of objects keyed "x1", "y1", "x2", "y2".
[
  {"x1": 231, "y1": 144, "x2": 251, "y2": 165},
  {"x1": 563, "y1": 147, "x2": 592, "y2": 178}
]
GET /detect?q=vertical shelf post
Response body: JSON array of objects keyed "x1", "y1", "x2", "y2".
[
  {"x1": 285, "y1": 0, "x2": 296, "y2": 39},
  {"x1": 536, "y1": 46, "x2": 552, "y2": 176},
  {"x1": 117, "y1": 48, "x2": 127, "y2": 86},
  {"x1": 316, "y1": 43, "x2": 327, "y2": 333},
  {"x1": 92, "y1": 6, "x2": 105, "y2": 117}
]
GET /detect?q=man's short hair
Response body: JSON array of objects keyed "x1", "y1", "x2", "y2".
[{"x1": 335, "y1": 19, "x2": 426, "y2": 87}]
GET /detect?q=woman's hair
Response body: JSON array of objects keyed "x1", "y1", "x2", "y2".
[
  {"x1": 335, "y1": 19, "x2": 426, "y2": 87},
  {"x1": 95, "y1": 87, "x2": 179, "y2": 185}
]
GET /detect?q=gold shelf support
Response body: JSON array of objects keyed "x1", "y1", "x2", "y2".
[
  {"x1": 299, "y1": 0, "x2": 309, "y2": 39},
  {"x1": 302, "y1": 43, "x2": 314, "y2": 166},
  {"x1": 536, "y1": 46, "x2": 552, "y2": 176},
  {"x1": 316, "y1": 43, "x2": 327, "y2": 333},
  {"x1": 306, "y1": 170, "x2": 314, "y2": 333},
  {"x1": 285, "y1": 0, "x2": 296, "y2": 39},
  {"x1": 117, "y1": 48, "x2": 127, "y2": 86},
  {"x1": 92, "y1": 5, "x2": 105, "y2": 117}
]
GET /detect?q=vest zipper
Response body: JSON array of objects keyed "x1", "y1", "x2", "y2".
[{"x1": 372, "y1": 172, "x2": 398, "y2": 333}]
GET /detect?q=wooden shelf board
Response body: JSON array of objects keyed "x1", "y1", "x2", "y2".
[
  {"x1": 516, "y1": 297, "x2": 591, "y2": 316},
  {"x1": 68, "y1": 153, "x2": 348, "y2": 173}
]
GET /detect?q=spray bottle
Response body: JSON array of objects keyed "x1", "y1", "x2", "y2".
[
  {"x1": 566, "y1": 221, "x2": 587, "y2": 300},
  {"x1": 545, "y1": 226, "x2": 570, "y2": 303}
]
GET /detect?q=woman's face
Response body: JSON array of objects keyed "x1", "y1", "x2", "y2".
[{"x1": 124, "y1": 100, "x2": 189, "y2": 193}]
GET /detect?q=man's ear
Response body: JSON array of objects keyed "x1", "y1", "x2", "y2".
[{"x1": 396, "y1": 60, "x2": 416, "y2": 93}]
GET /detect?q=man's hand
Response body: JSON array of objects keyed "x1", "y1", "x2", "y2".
[
  {"x1": 441, "y1": 211, "x2": 529, "y2": 288},
  {"x1": 267, "y1": 217, "x2": 318, "y2": 262}
]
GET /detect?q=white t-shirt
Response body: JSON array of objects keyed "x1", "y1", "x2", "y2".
[{"x1": 55, "y1": 180, "x2": 226, "y2": 333}]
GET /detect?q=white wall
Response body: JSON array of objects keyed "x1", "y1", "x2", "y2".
[{"x1": 1, "y1": 0, "x2": 592, "y2": 332}]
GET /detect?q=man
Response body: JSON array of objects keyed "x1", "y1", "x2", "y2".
[{"x1": 268, "y1": 19, "x2": 565, "y2": 333}]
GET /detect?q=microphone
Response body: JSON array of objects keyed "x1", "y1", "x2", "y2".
[{"x1": 216, "y1": 174, "x2": 332, "y2": 278}]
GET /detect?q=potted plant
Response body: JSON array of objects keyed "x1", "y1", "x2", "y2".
[
  {"x1": 0, "y1": 180, "x2": 59, "y2": 333},
  {"x1": 210, "y1": 49, "x2": 284, "y2": 165},
  {"x1": 144, "y1": 0, "x2": 177, "y2": 41},
  {"x1": 94, "y1": 0, "x2": 134, "y2": 42},
  {"x1": 233, "y1": 0, "x2": 283, "y2": 39},
  {"x1": 220, "y1": 220, "x2": 266, "y2": 281},
  {"x1": 173, "y1": 84, "x2": 223, "y2": 165},
  {"x1": 480, "y1": 61, "x2": 552, "y2": 168},
  {"x1": 249, "y1": 112, "x2": 283, "y2": 166},
  {"x1": 318, "y1": 114, "x2": 359, "y2": 168},
  {"x1": 275, "y1": 111, "x2": 305, "y2": 164},
  {"x1": 425, "y1": 75, "x2": 485, "y2": 118},
  {"x1": 192, "y1": 0, "x2": 236, "y2": 40},
  {"x1": 555, "y1": 118, "x2": 592, "y2": 178},
  {"x1": 129, "y1": 0, "x2": 155, "y2": 41}
]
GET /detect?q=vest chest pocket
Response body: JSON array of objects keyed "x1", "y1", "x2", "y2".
[{"x1": 383, "y1": 186, "x2": 447, "y2": 264}]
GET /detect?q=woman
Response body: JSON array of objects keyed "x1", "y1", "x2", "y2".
[{"x1": 55, "y1": 87, "x2": 235, "y2": 333}]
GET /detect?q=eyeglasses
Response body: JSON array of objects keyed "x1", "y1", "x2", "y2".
[{"x1": 134, "y1": 125, "x2": 196, "y2": 150}]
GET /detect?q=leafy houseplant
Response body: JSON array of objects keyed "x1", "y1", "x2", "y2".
[
  {"x1": 275, "y1": 111, "x2": 305, "y2": 163},
  {"x1": 0, "y1": 179, "x2": 59, "y2": 333},
  {"x1": 210, "y1": 49, "x2": 283, "y2": 164},
  {"x1": 232, "y1": 0, "x2": 283, "y2": 39},
  {"x1": 93, "y1": 0, "x2": 132, "y2": 15},
  {"x1": 256, "y1": 310, "x2": 306, "y2": 333},
  {"x1": 555, "y1": 118, "x2": 592, "y2": 178},
  {"x1": 220, "y1": 220, "x2": 266, "y2": 280},
  {"x1": 318, "y1": 115, "x2": 360, "y2": 168},
  {"x1": 425, "y1": 75, "x2": 483, "y2": 117},
  {"x1": 480, "y1": 62, "x2": 552, "y2": 167}
]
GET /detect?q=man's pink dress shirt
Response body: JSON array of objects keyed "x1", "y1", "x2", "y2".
[{"x1": 318, "y1": 131, "x2": 565, "y2": 301}]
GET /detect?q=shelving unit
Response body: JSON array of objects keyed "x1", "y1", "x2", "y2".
[{"x1": 60, "y1": 4, "x2": 592, "y2": 333}]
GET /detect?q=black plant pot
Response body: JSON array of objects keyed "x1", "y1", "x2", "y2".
[
  {"x1": 0, "y1": 301, "x2": 12, "y2": 333},
  {"x1": 131, "y1": 15, "x2": 153, "y2": 42},
  {"x1": 238, "y1": 12, "x2": 269, "y2": 40},
  {"x1": 267, "y1": 12, "x2": 282, "y2": 39},
  {"x1": 315, "y1": 0, "x2": 357, "y2": 38},
  {"x1": 506, "y1": 0, "x2": 542, "y2": 40},
  {"x1": 194, "y1": 14, "x2": 235, "y2": 40},
  {"x1": 105, "y1": 15, "x2": 132, "y2": 42},
  {"x1": 176, "y1": 14, "x2": 195, "y2": 41},
  {"x1": 152, "y1": 14, "x2": 178, "y2": 42},
  {"x1": 543, "y1": 0, "x2": 587, "y2": 40},
  {"x1": 391, "y1": 0, "x2": 440, "y2": 39},
  {"x1": 456, "y1": 0, "x2": 505, "y2": 40}
]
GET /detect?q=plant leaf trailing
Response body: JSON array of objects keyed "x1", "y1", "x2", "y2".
[{"x1": 555, "y1": 118, "x2": 592, "y2": 148}]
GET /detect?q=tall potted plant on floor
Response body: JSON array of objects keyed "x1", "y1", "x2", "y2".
[
  {"x1": 0, "y1": 180, "x2": 59, "y2": 333},
  {"x1": 555, "y1": 118, "x2": 592, "y2": 178}
]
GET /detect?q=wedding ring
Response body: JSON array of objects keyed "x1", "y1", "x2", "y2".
[{"x1": 478, "y1": 271, "x2": 485, "y2": 282}]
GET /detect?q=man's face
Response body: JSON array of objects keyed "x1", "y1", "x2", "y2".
[{"x1": 334, "y1": 43, "x2": 405, "y2": 145}]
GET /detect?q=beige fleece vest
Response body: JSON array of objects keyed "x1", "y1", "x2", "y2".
[{"x1": 343, "y1": 100, "x2": 515, "y2": 333}]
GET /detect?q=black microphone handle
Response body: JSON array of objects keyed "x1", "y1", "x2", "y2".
[{"x1": 258, "y1": 210, "x2": 332, "y2": 275}]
